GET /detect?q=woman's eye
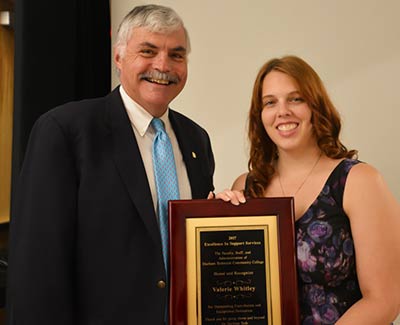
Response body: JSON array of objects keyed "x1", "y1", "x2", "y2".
[
  {"x1": 290, "y1": 97, "x2": 304, "y2": 103},
  {"x1": 263, "y1": 100, "x2": 275, "y2": 107}
]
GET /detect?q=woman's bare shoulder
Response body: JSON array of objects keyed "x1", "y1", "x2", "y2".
[{"x1": 232, "y1": 172, "x2": 248, "y2": 191}]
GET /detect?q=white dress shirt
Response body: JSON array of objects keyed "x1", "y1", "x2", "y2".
[{"x1": 119, "y1": 86, "x2": 192, "y2": 220}]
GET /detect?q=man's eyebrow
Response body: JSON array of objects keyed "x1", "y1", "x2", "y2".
[
  {"x1": 139, "y1": 42, "x2": 158, "y2": 49},
  {"x1": 171, "y1": 46, "x2": 186, "y2": 53},
  {"x1": 139, "y1": 42, "x2": 186, "y2": 53}
]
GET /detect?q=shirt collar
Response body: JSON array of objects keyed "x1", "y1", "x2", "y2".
[{"x1": 119, "y1": 85, "x2": 170, "y2": 136}]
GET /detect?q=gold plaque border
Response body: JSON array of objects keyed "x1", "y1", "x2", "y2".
[
  {"x1": 186, "y1": 215, "x2": 282, "y2": 325},
  {"x1": 0, "y1": 23, "x2": 14, "y2": 223}
]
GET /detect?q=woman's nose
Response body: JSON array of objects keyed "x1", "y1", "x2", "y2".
[{"x1": 277, "y1": 101, "x2": 291, "y2": 116}]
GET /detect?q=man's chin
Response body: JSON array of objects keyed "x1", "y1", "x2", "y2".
[{"x1": 140, "y1": 98, "x2": 172, "y2": 117}]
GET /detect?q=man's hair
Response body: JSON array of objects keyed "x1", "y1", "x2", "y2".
[{"x1": 114, "y1": 4, "x2": 190, "y2": 57}]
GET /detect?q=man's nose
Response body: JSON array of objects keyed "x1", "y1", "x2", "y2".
[{"x1": 153, "y1": 53, "x2": 171, "y2": 72}]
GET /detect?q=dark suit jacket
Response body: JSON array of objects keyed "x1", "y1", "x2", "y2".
[{"x1": 7, "y1": 87, "x2": 215, "y2": 324}]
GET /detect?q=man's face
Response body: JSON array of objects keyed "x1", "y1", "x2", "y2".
[{"x1": 114, "y1": 26, "x2": 188, "y2": 117}]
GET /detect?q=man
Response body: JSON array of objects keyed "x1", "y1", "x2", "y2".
[{"x1": 7, "y1": 5, "x2": 214, "y2": 324}]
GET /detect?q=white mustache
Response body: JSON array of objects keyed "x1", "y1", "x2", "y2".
[{"x1": 139, "y1": 71, "x2": 179, "y2": 84}]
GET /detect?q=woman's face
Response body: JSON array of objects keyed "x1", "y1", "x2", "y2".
[{"x1": 261, "y1": 70, "x2": 316, "y2": 154}]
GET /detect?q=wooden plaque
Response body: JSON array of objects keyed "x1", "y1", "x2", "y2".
[{"x1": 169, "y1": 197, "x2": 299, "y2": 325}]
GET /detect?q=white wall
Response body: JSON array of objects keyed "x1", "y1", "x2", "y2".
[{"x1": 110, "y1": 0, "x2": 400, "y2": 201}]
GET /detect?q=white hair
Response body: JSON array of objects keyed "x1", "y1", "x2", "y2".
[{"x1": 114, "y1": 4, "x2": 191, "y2": 58}]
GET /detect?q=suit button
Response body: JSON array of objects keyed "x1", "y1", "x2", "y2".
[{"x1": 157, "y1": 280, "x2": 166, "y2": 289}]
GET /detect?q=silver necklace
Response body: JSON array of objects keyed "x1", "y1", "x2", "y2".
[{"x1": 278, "y1": 152, "x2": 322, "y2": 197}]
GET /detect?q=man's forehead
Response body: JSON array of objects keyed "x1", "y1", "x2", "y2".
[
  {"x1": 127, "y1": 29, "x2": 186, "y2": 53},
  {"x1": 131, "y1": 26, "x2": 186, "y2": 43}
]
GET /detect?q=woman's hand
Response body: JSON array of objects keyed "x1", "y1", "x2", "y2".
[
  {"x1": 214, "y1": 189, "x2": 246, "y2": 206},
  {"x1": 207, "y1": 173, "x2": 248, "y2": 205}
]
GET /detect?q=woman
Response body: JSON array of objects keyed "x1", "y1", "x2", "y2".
[{"x1": 216, "y1": 56, "x2": 400, "y2": 324}]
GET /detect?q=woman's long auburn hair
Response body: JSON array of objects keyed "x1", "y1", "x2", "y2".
[{"x1": 246, "y1": 56, "x2": 357, "y2": 198}]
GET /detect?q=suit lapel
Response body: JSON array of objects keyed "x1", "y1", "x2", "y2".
[
  {"x1": 169, "y1": 110, "x2": 207, "y2": 199},
  {"x1": 105, "y1": 88, "x2": 161, "y2": 246}
]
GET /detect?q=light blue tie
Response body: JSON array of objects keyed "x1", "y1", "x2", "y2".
[{"x1": 151, "y1": 118, "x2": 180, "y2": 275}]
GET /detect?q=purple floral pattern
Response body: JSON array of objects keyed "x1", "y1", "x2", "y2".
[{"x1": 296, "y1": 159, "x2": 362, "y2": 324}]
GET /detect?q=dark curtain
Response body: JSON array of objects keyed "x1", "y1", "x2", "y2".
[{"x1": 11, "y1": 0, "x2": 111, "y2": 201}]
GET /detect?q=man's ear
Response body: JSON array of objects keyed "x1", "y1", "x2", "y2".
[{"x1": 113, "y1": 47, "x2": 122, "y2": 68}]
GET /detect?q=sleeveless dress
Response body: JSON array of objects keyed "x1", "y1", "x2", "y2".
[{"x1": 296, "y1": 159, "x2": 362, "y2": 324}]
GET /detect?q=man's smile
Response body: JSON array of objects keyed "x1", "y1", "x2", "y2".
[{"x1": 140, "y1": 71, "x2": 179, "y2": 85}]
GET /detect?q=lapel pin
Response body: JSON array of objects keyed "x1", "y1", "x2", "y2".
[{"x1": 191, "y1": 151, "x2": 197, "y2": 159}]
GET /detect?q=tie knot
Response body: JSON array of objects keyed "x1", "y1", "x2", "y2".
[{"x1": 151, "y1": 118, "x2": 166, "y2": 134}]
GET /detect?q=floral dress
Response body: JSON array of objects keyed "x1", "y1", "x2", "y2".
[{"x1": 296, "y1": 159, "x2": 362, "y2": 324}]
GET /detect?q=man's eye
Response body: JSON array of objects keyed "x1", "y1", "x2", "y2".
[
  {"x1": 171, "y1": 53, "x2": 185, "y2": 61},
  {"x1": 140, "y1": 49, "x2": 155, "y2": 56}
]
